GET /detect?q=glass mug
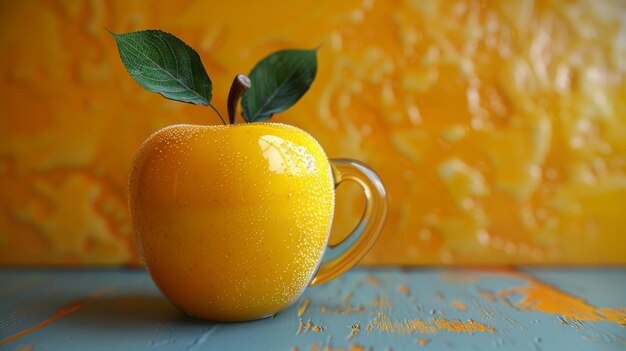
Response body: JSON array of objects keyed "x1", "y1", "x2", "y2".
[{"x1": 129, "y1": 123, "x2": 387, "y2": 321}]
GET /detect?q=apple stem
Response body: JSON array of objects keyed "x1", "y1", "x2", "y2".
[{"x1": 227, "y1": 74, "x2": 252, "y2": 124}]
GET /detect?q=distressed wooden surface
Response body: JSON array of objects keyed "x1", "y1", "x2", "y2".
[{"x1": 0, "y1": 268, "x2": 624, "y2": 351}]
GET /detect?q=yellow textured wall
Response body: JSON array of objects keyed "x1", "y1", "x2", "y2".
[{"x1": 1, "y1": 0, "x2": 625, "y2": 265}]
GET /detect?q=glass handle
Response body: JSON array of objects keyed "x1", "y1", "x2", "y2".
[{"x1": 310, "y1": 159, "x2": 388, "y2": 285}]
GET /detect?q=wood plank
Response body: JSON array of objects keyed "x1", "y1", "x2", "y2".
[{"x1": 0, "y1": 268, "x2": 624, "y2": 350}]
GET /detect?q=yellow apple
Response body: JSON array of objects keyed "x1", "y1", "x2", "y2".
[{"x1": 129, "y1": 123, "x2": 336, "y2": 321}]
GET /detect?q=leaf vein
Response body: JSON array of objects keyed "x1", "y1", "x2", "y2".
[
  {"x1": 119, "y1": 33, "x2": 209, "y2": 105},
  {"x1": 251, "y1": 65, "x2": 308, "y2": 121}
]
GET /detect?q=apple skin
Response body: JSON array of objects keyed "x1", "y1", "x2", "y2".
[{"x1": 129, "y1": 123, "x2": 335, "y2": 321}]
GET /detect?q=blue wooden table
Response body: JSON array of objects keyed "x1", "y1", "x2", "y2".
[{"x1": 1, "y1": 268, "x2": 625, "y2": 351}]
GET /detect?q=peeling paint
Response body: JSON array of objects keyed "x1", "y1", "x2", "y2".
[
  {"x1": 451, "y1": 301, "x2": 467, "y2": 311},
  {"x1": 346, "y1": 324, "x2": 361, "y2": 340},
  {"x1": 298, "y1": 298, "x2": 311, "y2": 318},
  {"x1": 367, "y1": 311, "x2": 496, "y2": 334},
  {"x1": 415, "y1": 338, "x2": 430, "y2": 346},
  {"x1": 0, "y1": 297, "x2": 96, "y2": 345},
  {"x1": 397, "y1": 285, "x2": 410, "y2": 295},
  {"x1": 298, "y1": 319, "x2": 323, "y2": 335},
  {"x1": 321, "y1": 292, "x2": 365, "y2": 314},
  {"x1": 321, "y1": 305, "x2": 365, "y2": 315},
  {"x1": 479, "y1": 271, "x2": 626, "y2": 326},
  {"x1": 310, "y1": 343, "x2": 368, "y2": 351},
  {"x1": 297, "y1": 320, "x2": 305, "y2": 335}
]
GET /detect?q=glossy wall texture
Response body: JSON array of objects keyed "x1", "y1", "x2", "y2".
[{"x1": 1, "y1": 0, "x2": 625, "y2": 265}]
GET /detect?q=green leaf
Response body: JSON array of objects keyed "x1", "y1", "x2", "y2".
[
  {"x1": 242, "y1": 49, "x2": 317, "y2": 122},
  {"x1": 109, "y1": 29, "x2": 212, "y2": 105}
]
